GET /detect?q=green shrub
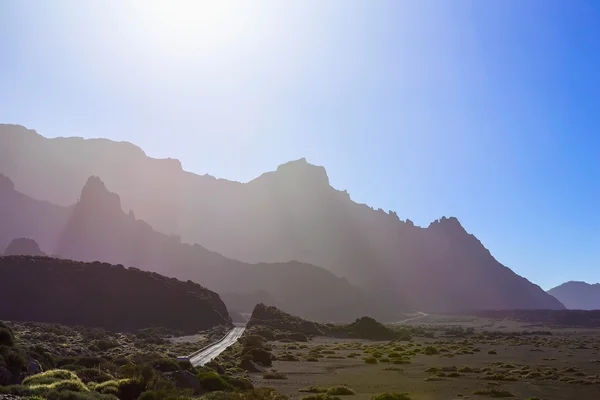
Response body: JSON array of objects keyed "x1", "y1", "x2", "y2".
[
  {"x1": 245, "y1": 348, "x2": 272, "y2": 367},
  {"x1": 0, "y1": 346, "x2": 28, "y2": 373},
  {"x1": 202, "y1": 388, "x2": 288, "y2": 400},
  {"x1": 42, "y1": 379, "x2": 90, "y2": 393},
  {"x1": 364, "y1": 357, "x2": 378, "y2": 364},
  {"x1": 423, "y1": 346, "x2": 439, "y2": 355},
  {"x1": 137, "y1": 389, "x2": 193, "y2": 400},
  {"x1": 300, "y1": 394, "x2": 341, "y2": 400},
  {"x1": 75, "y1": 368, "x2": 115, "y2": 384},
  {"x1": 224, "y1": 376, "x2": 254, "y2": 391},
  {"x1": 488, "y1": 350, "x2": 497, "y2": 355},
  {"x1": 153, "y1": 358, "x2": 181, "y2": 373},
  {"x1": 299, "y1": 387, "x2": 328, "y2": 393},
  {"x1": 58, "y1": 357, "x2": 105, "y2": 369},
  {"x1": 197, "y1": 371, "x2": 232, "y2": 392},
  {"x1": 371, "y1": 393, "x2": 412, "y2": 400},
  {"x1": 0, "y1": 326, "x2": 15, "y2": 347},
  {"x1": 92, "y1": 379, "x2": 130, "y2": 395},
  {"x1": 23, "y1": 370, "x2": 79, "y2": 386},
  {"x1": 95, "y1": 339, "x2": 119, "y2": 351},
  {"x1": 262, "y1": 370, "x2": 287, "y2": 380},
  {"x1": 473, "y1": 388, "x2": 514, "y2": 397},
  {"x1": 327, "y1": 386, "x2": 355, "y2": 396}
]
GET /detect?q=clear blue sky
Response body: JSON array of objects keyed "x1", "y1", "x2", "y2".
[{"x1": 1, "y1": 1, "x2": 599, "y2": 289}]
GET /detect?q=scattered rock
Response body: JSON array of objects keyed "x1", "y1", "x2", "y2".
[{"x1": 27, "y1": 358, "x2": 43, "y2": 375}]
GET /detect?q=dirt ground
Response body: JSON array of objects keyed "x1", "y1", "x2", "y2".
[{"x1": 251, "y1": 315, "x2": 600, "y2": 400}]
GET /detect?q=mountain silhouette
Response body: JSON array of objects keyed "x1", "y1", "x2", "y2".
[
  {"x1": 0, "y1": 256, "x2": 230, "y2": 332},
  {"x1": 0, "y1": 125, "x2": 565, "y2": 312},
  {"x1": 3, "y1": 238, "x2": 45, "y2": 256},
  {"x1": 548, "y1": 281, "x2": 600, "y2": 310},
  {"x1": 55, "y1": 176, "x2": 387, "y2": 321},
  {"x1": 0, "y1": 173, "x2": 71, "y2": 254}
]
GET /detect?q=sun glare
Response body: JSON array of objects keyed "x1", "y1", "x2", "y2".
[{"x1": 132, "y1": 0, "x2": 248, "y2": 53}]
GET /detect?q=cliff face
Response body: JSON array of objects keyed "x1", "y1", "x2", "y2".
[{"x1": 0, "y1": 125, "x2": 565, "y2": 312}]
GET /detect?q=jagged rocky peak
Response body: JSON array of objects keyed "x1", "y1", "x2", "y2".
[
  {"x1": 0, "y1": 173, "x2": 15, "y2": 192},
  {"x1": 4, "y1": 238, "x2": 45, "y2": 256},
  {"x1": 79, "y1": 176, "x2": 122, "y2": 211},
  {"x1": 428, "y1": 216, "x2": 466, "y2": 233},
  {"x1": 275, "y1": 158, "x2": 330, "y2": 186}
]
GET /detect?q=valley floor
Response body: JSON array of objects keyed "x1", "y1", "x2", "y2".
[{"x1": 252, "y1": 316, "x2": 600, "y2": 400}]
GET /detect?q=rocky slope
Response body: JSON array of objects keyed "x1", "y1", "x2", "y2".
[
  {"x1": 548, "y1": 281, "x2": 600, "y2": 310},
  {"x1": 0, "y1": 124, "x2": 565, "y2": 312},
  {"x1": 0, "y1": 256, "x2": 230, "y2": 332}
]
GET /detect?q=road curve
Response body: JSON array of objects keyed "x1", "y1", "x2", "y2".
[{"x1": 189, "y1": 326, "x2": 246, "y2": 367}]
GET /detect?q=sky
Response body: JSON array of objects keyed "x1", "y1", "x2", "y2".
[{"x1": 1, "y1": 0, "x2": 599, "y2": 289}]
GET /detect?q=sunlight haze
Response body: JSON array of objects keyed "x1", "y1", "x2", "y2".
[{"x1": 1, "y1": 0, "x2": 600, "y2": 291}]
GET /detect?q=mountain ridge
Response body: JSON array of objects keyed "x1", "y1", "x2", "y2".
[
  {"x1": 0, "y1": 124, "x2": 565, "y2": 312},
  {"x1": 0, "y1": 173, "x2": 387, "y2": 321}
]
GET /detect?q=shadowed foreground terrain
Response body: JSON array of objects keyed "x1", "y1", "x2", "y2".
[
  {"x1": 0, "y1": 256, "x2": 231, "y2": 333},
  {"x1": 2, "y1": 305, "x2": 600, "y2": 400}
]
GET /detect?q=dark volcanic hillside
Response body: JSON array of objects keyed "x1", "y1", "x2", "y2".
[
  {"x1": 0, "y1": 256, "x2": 230, "y2": 332},
  {"x1": 0, "y1": 125, "x2": 564, "y2": 312},
  {"x1": 548, "y1": 281, "x2": 600, "y2": 310},
  {"x1": 53, "y1": 176, "x2": 381, "y2": 322}
]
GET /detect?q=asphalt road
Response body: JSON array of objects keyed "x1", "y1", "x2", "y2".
[
  {"x1": 393, "y1": 311, "x2": 428, "y2": 325},
  {"x1": 189, "y1": 325, "x2": 246, "y2": 367}
]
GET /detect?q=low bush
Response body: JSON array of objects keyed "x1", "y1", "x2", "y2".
[
  {"x1": 300, "y1": 394, "x2": 341, "y2": 400},
  {"x1": 371, "y1": 393, "x2": 412, "y2": 400},
  {"x1": 277, "y1": 353, "x2": 300, "y2": 361},
  {"x1": 473, "y1": 389, "x2": 514, "y2": 397},
  {"x1": 75, "y1": 368, "x2": 115, "y2": 384},
  {"x1": 23, "y1": 370, "x2": 79, "y2": 386},
  {"x1": 202, "y1": 388, "x2": 288, "y2": 400},
  {"x1": 299, "y1": 387, "x2": 328, "y2": 393},
  {"x1": 263, "y1": 370, "x2": 287, "y2": 380},
  {"x1": 0, "y1": 323, "x2": 15, "y2": 347},
  {"x1": 197, "y1": 371, "x2": 232, "y2": 392},
  {"x1": 326, "y1": 386, "x2": 355, "y2": 396}
]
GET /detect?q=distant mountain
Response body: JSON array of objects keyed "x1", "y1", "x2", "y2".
[
  {"x1": 548, "y1": 282, "x2": 600, "y2": 310},
  {"x1": 0, "y1": 173, "x2": 71, "y2": 254},
  {"x1": 0, "y1": 256, "x2": 230, "y2": 332},
  {"x1": 3, "y1": 238, "x2": 45, "y2": 256},
  {"x1": 0, "y1": 124, "x2": 565, "y2": 312},
  {"x1": 54, "y1": 177, "x2": 385, "y2": 322}
]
